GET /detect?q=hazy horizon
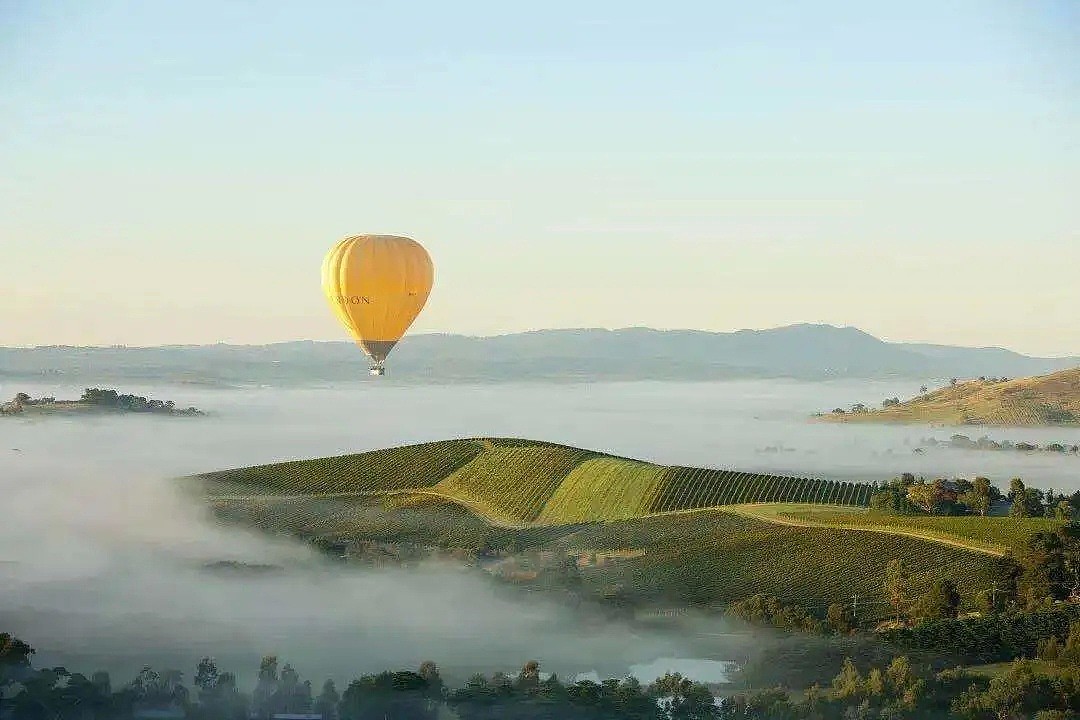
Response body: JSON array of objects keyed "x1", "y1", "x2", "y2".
[
  {"x1": 2, "y1": 322, "x2": 1078, "y2": 358},
  {"x1": 3, "y1": 1, "x2": 1077, "y2": 354}
]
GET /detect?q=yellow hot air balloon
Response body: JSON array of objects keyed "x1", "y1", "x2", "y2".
[{"x1": 321, "y1": 234, "x2": 434, "y2": 376}]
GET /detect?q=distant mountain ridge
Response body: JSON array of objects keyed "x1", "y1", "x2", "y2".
[{"x1": 1, "y1": 324, "x2": 1076, "y2": 385}]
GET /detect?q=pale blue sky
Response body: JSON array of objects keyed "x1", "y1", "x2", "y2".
[{"x1": 2, "y1": 1, "x2": 1077, "y2": 354}]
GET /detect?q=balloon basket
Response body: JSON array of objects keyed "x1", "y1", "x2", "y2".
[{"x1": 369, "y1": 366, "x2": 386, "y2": 377}]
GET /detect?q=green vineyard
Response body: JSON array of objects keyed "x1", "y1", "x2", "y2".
[
  {"x1": 624, "y1": 511, "x2": 999, "y2": 616},
  {"x1": 195, "y1": 437, "x2": 873, "y2": 524},
  {"x1": 195, "y1": 437, "x2": 873, "y2": 525},
  {"x1": 434, "y1": 441, "x2": 598, "y2": 523},
  {"x1": 536, "y1": 457, "x2": 667, "y2": 524},
  {"x1": 771, "y1": 507, "x2": 1060, "y2": 553},
  {"x1": 206, "y1": 496, "x2": 1003, "y2": 621},
  {"x1": 648, "y1": 467, "x2": 874, "y2": 514},
  {"x1": 193, "y1": 438, "x2": 1055, "y2": 621},
  {"x1": 198, "y1": 439, "x2": 484, "y2": 495}
]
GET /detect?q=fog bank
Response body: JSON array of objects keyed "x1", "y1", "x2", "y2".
[{"x1": 2, "y1": 378, "x2": 1078, "y2": 689}]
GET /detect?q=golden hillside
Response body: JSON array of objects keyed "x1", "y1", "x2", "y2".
[{"x1": 819, "y1": 367, "x2": 1080, "y2": 426}]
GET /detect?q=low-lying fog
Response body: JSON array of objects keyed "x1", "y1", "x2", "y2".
[{"x1": 2, "y1": 379, "x2": 1078, "y2": 689}]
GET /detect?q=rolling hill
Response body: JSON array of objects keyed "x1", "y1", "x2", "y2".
[
  {"x1": 820, "y1": 367, "x2": 1080, "y2": 426},
  {"x1": 195, "y1": 437, "x2": 873, "y2": 525},
  {"x1": 191, "y1": 438, "x2": 1054, "y2": 620}
]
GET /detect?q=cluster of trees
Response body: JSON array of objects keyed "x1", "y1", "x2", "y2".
[
  {"x1": 882, "y1": 606, "x2": 1080, "y2": 663},
  {"x1": 728, "y1": 572, "x2": 964, "y2": 639},
  {"x1": 884, "y1": 560, "x2": 963, "y2": 626},
  {"x1": 868, "y1": 475, "x2": 956, "y2": 516},
  {"x1": 956, "y1": 524, "x2": 1075, "y2": 612},
  {"x1": 12, "y1": 393, "x2": 54, "y2": 405},
  {"x1": 1037, "y1": 620, "x2": 1080, "y2": 663},
  {"x1": 727, "y1": 594, "x2": 854, "y2": 635},
  {"x1": 869, "y1": 473, "x2": 1079, "y2": 519},
  {"x1": 79, "y1": 388, "x2": 201, "y2": 415},
  {"x1": 981, "y1": 525, "x2": 1080, "y2": 611}
]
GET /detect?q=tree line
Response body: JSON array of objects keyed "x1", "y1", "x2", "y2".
[
  {"x1": 868, "y1": 472, "x2": 1078, "y2": 519},
  {"x1": 7, "y1": 631, "x2": 1080, "y2": 719},
  {"x1": 79, "y1": 388, "x2": 202, "y2": 415},
  {"x1": 0, "y1": 634, "x2": 712, "y2": 720},
  {"x1": 922, "y1": 434, "x2": 1080, "y2": 455}
]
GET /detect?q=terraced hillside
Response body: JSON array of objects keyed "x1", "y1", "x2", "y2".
[{"x1": 195, "y1": 437, "x2": 868, "y2": 524}]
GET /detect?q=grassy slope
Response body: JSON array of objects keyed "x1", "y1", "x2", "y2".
[{"x1": 819, "y1": 367, "x2": 1080, "y2": 426}]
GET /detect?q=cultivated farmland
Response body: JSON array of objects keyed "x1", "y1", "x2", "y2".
[
  {"x1": 193, "y1": 437, "x2": 870, "y2": 523},
  {"x1": 739, "y1": 504, "x2": 1060, "y2": 555},
  {"x1": 199, "y1": 439, "x2": 484, "y2": 495},
  {"x1": 432, "y1": 440, "x2": 598, "y2": 523},
  {"x1": 648, "y1": 467, "x2": 874, "y2": 513},
  {"x1": 192, "y1": 437, "x2": 1056, "y2": 563},
  {"x1": 205, "y1": 495, "x2": 1003, "y2": 621},
  {"x1": 536, "y1": 457, "x2": 666, "y2": 524}
]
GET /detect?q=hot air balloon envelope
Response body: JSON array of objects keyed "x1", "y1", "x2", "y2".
[{"x1": 321, "y1": 234, "x2": 434, "y2": 374}]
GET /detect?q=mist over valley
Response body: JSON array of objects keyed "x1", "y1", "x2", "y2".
[{"x1": 4, "y1": 377, "x2": 1080, "y2": 693}]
